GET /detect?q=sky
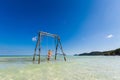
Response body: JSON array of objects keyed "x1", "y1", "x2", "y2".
[{"x1": 0, "y1": 0, "x2": 120, "y2": 55}]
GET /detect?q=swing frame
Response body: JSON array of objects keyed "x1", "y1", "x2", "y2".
[{"x1": 33, "y1": 31, "x2": 66, "y2": 64}]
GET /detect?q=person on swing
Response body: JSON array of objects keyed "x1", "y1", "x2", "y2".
[{"x1": 47, "y1": 49, "x2": 52, "y2": 61}]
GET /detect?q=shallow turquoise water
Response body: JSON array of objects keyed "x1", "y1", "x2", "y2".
[{"x1": 0, "y1": 56, "x2": 120, "y2": 80}]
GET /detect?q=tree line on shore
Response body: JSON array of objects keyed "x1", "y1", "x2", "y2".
[{"x1": 74, "y1": 48, "x2": 120, "y2": 56}]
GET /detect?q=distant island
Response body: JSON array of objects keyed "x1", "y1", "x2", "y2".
[{"x1": 74, "y1": 48, "x2": 120, "y2": 56}]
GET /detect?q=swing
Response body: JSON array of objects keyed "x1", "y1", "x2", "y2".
[{"x1": 33, "y1": 31, "x2": 66, "y2": 64}]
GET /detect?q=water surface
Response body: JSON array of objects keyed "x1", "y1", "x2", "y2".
[{"x1": 0, "y1": 56, "x2": 120, "y2": 80}]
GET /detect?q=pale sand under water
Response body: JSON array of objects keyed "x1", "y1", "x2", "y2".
[{"x1": 0, "y1": 56, "x2": 120, "y2": 80}]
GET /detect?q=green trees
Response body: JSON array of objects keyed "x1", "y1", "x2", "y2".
[{"x1": 75, "y1": 48, "x2": 120, "y2": 56}]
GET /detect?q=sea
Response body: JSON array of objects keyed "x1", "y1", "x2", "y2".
[{"x1": 0, "y1": 55, "x2": 120, "y2": 80}]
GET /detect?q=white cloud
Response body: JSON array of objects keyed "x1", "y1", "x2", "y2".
[
  {"x1": 32, "y1": 36, "x2": 37, "y2": 41},
  {"x1": 106, "y1": 34, "x2": 114, "y2": 39}
]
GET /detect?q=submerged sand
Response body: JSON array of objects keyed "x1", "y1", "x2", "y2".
[{"x1": 0, "y1": 56, "x2": 120, "y2": 80}]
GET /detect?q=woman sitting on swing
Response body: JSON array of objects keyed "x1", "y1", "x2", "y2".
[{"x1": 47, "y1": 49, "x2": 52, "y2": 61}]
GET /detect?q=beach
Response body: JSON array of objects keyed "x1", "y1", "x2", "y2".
[{"x1": 0, "y1": 56, "x2": 120, "y2": 80}]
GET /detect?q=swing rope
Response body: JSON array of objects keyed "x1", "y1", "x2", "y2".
[{"x1": 46, "y1": 36, "x2": 48, "y2": 59}]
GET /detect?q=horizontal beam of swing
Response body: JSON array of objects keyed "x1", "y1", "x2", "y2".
[{"x1": 39, "y1": 31, "x2": 59, "y2": 38}]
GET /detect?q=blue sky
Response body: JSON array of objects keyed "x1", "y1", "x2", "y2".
[{"x1": 0, "y1": 0, "x2": 120, "y2": 55}]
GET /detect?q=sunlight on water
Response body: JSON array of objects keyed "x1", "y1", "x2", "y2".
[{"x1": 0, "y1": 56, "x2": 120, "y2": 80}]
